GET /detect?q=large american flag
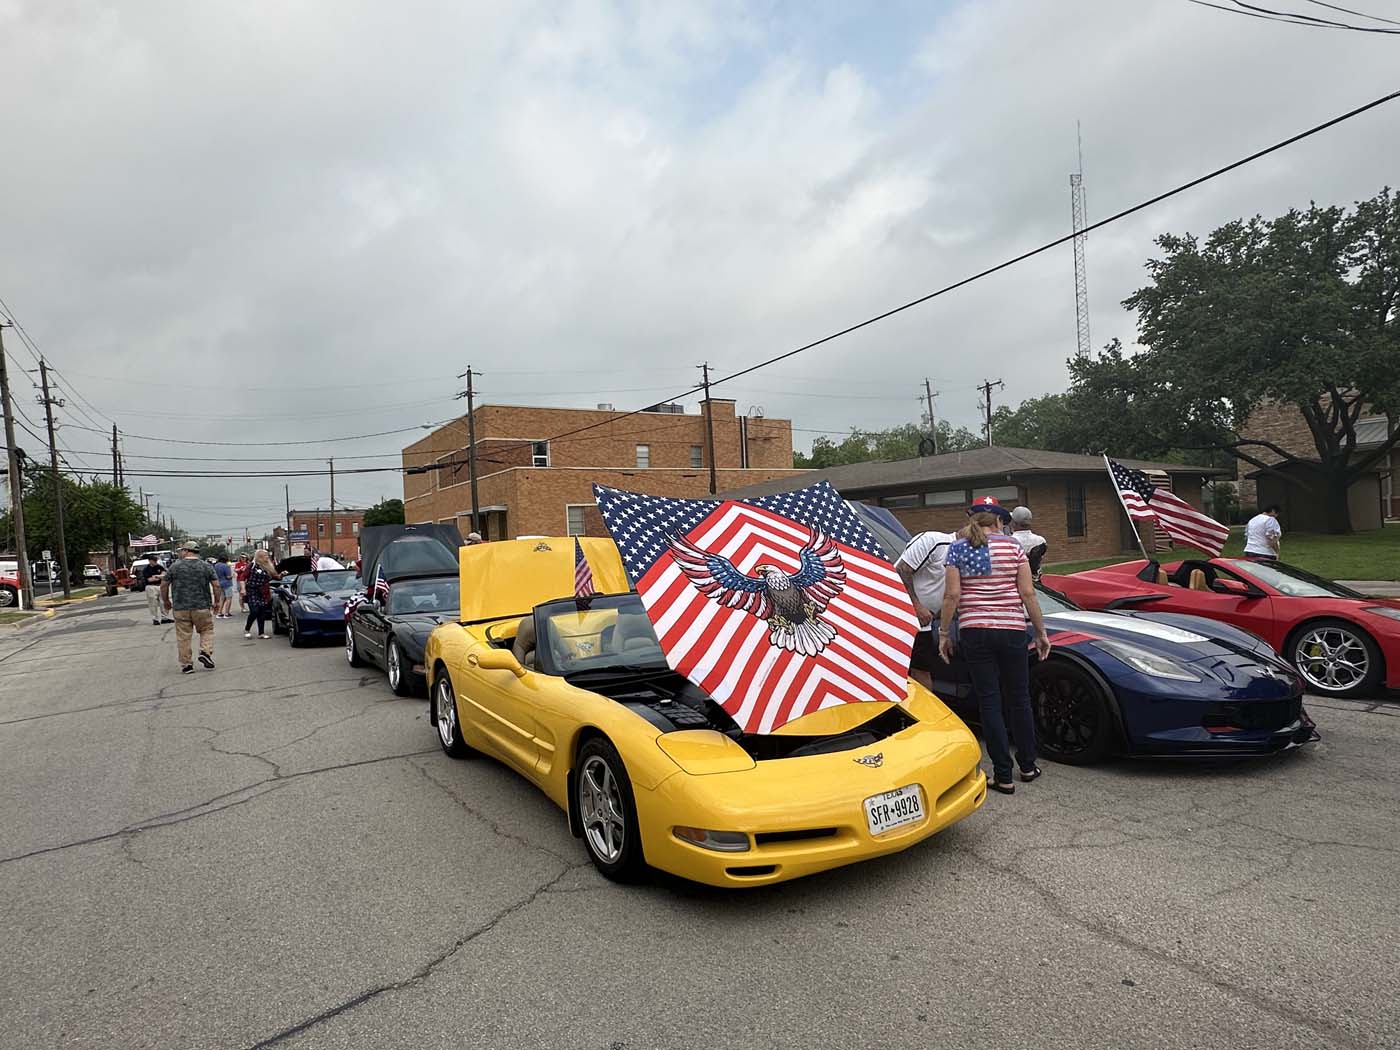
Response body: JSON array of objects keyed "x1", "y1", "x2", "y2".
[
  {"x1": 594, "y1": 481, "x2": 918, "y2": 734},
  {"x1": 1107, "y1": 457, "x2": 1229, "y2": 558}
]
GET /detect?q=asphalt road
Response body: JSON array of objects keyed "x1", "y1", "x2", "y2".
[{"x1": 2, "y1": 592, "x2": 1397, "y2": 1050}]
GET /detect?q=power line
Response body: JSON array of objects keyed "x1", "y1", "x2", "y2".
[
  {"x1": 1304, "y1": 1, "x2": 1400, "y2": 27},
  {"x1": 1186, "y1": 0, "x2": 1400, "y2": 31},
  {"x1": 60, "y1": 419, "x2": 446, "y2": 447}
]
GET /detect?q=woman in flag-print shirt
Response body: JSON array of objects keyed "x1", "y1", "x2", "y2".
[{"x1": 937, "y1": 497, "x2": 1051, "y2": 796}]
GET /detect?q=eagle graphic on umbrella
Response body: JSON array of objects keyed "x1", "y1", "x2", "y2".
[{"x1": 667, "y1": 529, "x2": 847, "y2": 656}]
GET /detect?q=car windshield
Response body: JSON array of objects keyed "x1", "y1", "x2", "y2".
[
  {"x1": 387, "y1": 578, "x2": 459, "y2": 615},
  {"x1": 1220, "y1": 559, "x2": 1364, "y2": 598},
  {"x1": 300, "y1": 570, "x2": 359, "y2": 595},
  {"x1": 1035, "y1": 586, "x2": 1079, "y2": 616},
  {"x1": 534, "y1": 593, "x2": 668, "y2": 677}
]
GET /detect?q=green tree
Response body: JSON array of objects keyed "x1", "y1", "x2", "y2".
[
  {"x1": 795, "y1": 421, "x2": 980, "y2": 468},
  {"x1": 362, "y1": 498, "x2": 405, "y2": 527},
  {"x1": 1, "y1": 468, "x2": 145, "y2": 579},
  {"x1": 1122, "y1": 188, "x2": 1400, "y2": 532}
]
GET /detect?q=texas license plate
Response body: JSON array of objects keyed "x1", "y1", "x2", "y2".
[{"x1": 864, "y1": 784, "x2": 925, "y2": 837}]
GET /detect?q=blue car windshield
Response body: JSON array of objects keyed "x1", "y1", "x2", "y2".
[{"x1": 300, "y1": 570, "x2": 359, "y2": 595}]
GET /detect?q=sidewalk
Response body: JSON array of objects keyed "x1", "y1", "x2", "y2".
[{"x1": 1339, "y1": 580, "x2": 1400, "y2": 597}]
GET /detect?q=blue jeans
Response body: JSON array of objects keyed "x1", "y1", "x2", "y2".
[{"x1": 960, "y1": 627, "x2": 1037, "y2": 783}]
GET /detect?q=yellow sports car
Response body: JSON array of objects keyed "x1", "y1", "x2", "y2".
[{"x1": 425, "y1": 537, "x2": 986, "y2": 888}]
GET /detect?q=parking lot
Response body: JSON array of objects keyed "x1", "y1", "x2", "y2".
[{"x1": 1, "y1": 592, "x2": 1397, "y2": 1050}]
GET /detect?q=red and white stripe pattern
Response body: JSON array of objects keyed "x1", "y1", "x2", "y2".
[
  {"x1": 599, "y1": 485, "x2": 918, "y2": 735},
  {"x1": 1109, "y1": 458, "x2": 1230, "y2": 558},
  {"x1": 947, "y1": 534, "x2": 1029, "y2": 631}
]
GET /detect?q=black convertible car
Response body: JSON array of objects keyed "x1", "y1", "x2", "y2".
[{"x1": 346, "y1": 574, "x2": 459, "y2": 695}]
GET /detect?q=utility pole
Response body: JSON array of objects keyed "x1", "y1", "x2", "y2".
[
  {"x1": 698, "y1": 362, "x2": 718, "y2": 495},
  {"x1": 978, "y1": 378, "x2": 1004, "y2": 447},
  {"x1": 38, "y1": 360, "x2": 71, "y2": 598},
  {"x1": 328, "y1": 457, "x2": 336, "y2": 557},
  {"x1": 922, "y1": 378, "x2": 941, "y2": 455},
  {"x1": 456, "y1": 367, "x2": 480, "y2": 534},
  {"x1": 0, "y1": 325, "x2": 33, "y2": 608},
  {"x1": 111, "y1": 424, "x2": 121, "y2": 570}
]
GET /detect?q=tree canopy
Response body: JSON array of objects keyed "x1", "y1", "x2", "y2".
[
  {"x1": 794, "y1": 421, "x2": 982, "y2": 468},
  {"x1": 1, "y1": 469, "x2": 145, "y2": 578},
  {"x1": 362, "y1": 498, "x2": 405, "y2": 527}
]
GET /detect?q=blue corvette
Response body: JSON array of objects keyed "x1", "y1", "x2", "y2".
[
  {"x1": 272, "y1": 569, "x2": 362, "y2": 647},
  {"x1": 850, "y1": 503, "x2": 1318, "y2": 765}
]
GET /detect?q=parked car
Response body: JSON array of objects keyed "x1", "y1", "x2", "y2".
[
  {"x1": 346, "y1": 574, "x2": 459, "y2": 695},
  {"x1": 83, "y1": 565, "x2": 102, "y2": 580},
  {"x1": 1043, "y1": 558, "x2": 1400, "y2": 698},
  {"x1": 424, "y1": 537, "x2": 986, "y2": 887},
  {"x1": 0, "y1": 573, "x2": 19, "y2": 608},
  {"x1": 271, "y1": 569, "x2": 362, "y2": 647}
]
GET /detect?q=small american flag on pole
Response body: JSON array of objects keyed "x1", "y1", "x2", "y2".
[
  {"x1": 594, "y1": 481, "x2": 918, "y2": 734},
  {"x1": 1106, "y1": 456, "x2": 1229, "y2": 558},
  {"x1": 372, "y1": 565, "x2": 390, "y2": 602},
  {"x1": 573, "y1": 536, "x2": 596, "y2": 608}
]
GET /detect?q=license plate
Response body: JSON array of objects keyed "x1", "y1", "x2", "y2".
[{"x1": 864, "y1": 784, "x2": 925, "y2": 837}]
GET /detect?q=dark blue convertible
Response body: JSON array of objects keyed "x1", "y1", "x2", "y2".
[
  {"x1": 851, "y1": 503, "x2": 1318, "y2": 765},
  {"x1": 272, "y1": 569, "x2": 362, "y2": 647}
]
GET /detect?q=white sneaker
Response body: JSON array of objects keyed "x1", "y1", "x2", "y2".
[{"x1": 244, "y1": 631, "x2": 252, "y2": 639}]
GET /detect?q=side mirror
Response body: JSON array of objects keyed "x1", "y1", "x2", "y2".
[
  {"x1": 471, "y1": 648, "x2": 526, "y2": 677},
  {"x1": 1215, "y1": 578, "x2": 1262, "y2": 598}
]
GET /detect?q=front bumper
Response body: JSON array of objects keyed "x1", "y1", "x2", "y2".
[{"x1": 632, "y1": 716, "x2": 986, "y2": 888}]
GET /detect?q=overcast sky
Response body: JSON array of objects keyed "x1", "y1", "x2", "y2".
[{"x1": 1, "y1": 0, "x2": 1395, "y2": 537}]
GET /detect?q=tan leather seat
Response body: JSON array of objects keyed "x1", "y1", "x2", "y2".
[
  {"x1": 511, "y1": 616, "x2": 537, "y2": 670},
  {"x1": 1157, "y1": 569, "x2": 1170, "y2": 585},
  {"x1": 1188, "y1": 569, "x2": 1209, "y2": 591}
]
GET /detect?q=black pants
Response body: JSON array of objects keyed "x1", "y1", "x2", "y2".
[
  {"x1": 960, "y1": 627, "x2": 1037, "y2": 783},
  {"x1": 244, "y1": 608, "x2": 268, "y2": 635}
]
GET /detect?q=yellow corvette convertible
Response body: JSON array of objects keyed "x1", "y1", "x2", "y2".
[{"x1": 424, "y1": 538, "x2": 986, "y2": 888}]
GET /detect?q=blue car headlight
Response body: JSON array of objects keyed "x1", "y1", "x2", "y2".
[{"x1": 1091, "y1": 639, "x2": 1201, "y2": 682}]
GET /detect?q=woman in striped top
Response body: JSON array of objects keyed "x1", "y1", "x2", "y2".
[{"x1": 937, "y1": 498, "x2": 1051, "y2": 795}]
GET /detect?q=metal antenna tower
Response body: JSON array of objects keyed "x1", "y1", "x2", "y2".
[{"x1": 1070, "y1": 121, "x2": 1091, "y2": 357}]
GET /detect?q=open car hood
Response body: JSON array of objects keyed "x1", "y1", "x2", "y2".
[
  {"x1": 359, "y1": 524, "x2": 463, "y2": 585},
  {"x1": 458, "y1": 537, "x2": 629, "y2": 622}
]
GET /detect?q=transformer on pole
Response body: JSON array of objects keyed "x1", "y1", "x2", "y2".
[{"x1": 1070, "y1": 121, "x2": 1091, "y2": 358}]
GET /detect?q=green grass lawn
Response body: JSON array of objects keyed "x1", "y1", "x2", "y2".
[
  {"x1": 33, "y1": 586, "x2": 102, "y2": 605},
  {"x1": 1046, "y1": 522, "x2": 1400, "y2": 580},
  {"x1": 0, "y1": 610, "x2": 39, "y2": 625}
]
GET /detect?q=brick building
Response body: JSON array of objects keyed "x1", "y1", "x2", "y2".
[
  {"x1": 402, "y1": 400, "x2": 803, "y2": 539},
  {"x1": 720, "y1": 446, "x2": 1230, "y2": 563},
  {"x1": 1238, "y1": 401, "x2": 1395, "y2": 529},
  {"x1": 286, "y1": 508, "x2": 367, "y2": 560}
]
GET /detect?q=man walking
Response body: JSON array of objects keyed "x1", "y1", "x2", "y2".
[
  {"x1": 896, "y1": 528, "x2": 957, "y2": 691},
  {"x1": 1244, "y1": 505, "x2": 1283, "y2": 561},
  {"x1": 1009, "y1": 506, "x2": 1049, "y2": 579},
  {"x1": 142, "y1": 556, "x2": 170, "y2": 626},
  {"x1": 161, "y1": 541, "x2": 221, "y2": 674}
]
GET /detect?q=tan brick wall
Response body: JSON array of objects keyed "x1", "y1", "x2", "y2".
[{"x1": 404, "y1": 466, "x2": 805, "y2": 539}]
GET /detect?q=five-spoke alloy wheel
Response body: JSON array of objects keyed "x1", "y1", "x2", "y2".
[
  {"x1": 387, "y1": 638, "x2": 414, "y2": 696},
  {"x1": 433, "y1": 671, "x2": 470, "y2": 758},
  {"x1": 573, "y1": 737, "x2": 644, "y2": 881},
  {"x1": 345, "y1": 623, "x2": 363, "y2": 667}
]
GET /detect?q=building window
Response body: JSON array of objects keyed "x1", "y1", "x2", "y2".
[
  {"x1": 971, "y1": 485, "x2": 1020, "y2": 503},
  {"x1": 566, "y1": 505, "x2": 588, "y2": 536},
  {"x1": 1066, "y1": 481, "x2": 1086, "y2": 538},
  {"x1": 636, "y1": 444, "x2": 650, "y2": 468},
  {"x1": 352, "y1": 523, "x2": 359, "y2": 535},
  {"x1": 317, "y1": 522, "x2": 325, "y2": 535},
  {"x1": 924, "y1": 489, "x2": 965, "y2": 506},
  {"x1": 690, "y1": 445, "x2": 703, "y2": 468},
  {"x1": 879, "y1": 493, "x2": 922, "y2": 509},
  {"x1": 532, "y1": 441, "x2": 550, "y2": 467}
]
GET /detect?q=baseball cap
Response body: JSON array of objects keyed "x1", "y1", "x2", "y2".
[
  {"x1": 1010, "y1": 506, "x2": 1033, "y2": 525},
  {"x1": 178, "y1": 540, "x2": 200, "y2": 552}
]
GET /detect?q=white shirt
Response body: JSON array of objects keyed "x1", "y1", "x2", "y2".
[
  {"x1": 1012, "y1": 529, "x2": 1047, "y2": 554},
  {"x1": 896, "y1": 531, "x2": 956, "y2": 631},
  {"x1": 1244, "y1": 513, "x2": 1281, "y2": 555},
  {"x1": 315, "y1": 556, "x2": 344, "y2": 570}
]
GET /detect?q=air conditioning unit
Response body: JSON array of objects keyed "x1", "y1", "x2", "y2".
[{"x1": 596, "y1": 403, "x2": 615, "y2": 411}]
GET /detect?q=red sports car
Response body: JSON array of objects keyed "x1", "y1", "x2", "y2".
[{"x1": 1042, "y1": 558, "x2": 1400, "y2": 699}]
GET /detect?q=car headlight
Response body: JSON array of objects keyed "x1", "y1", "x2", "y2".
[
  {"x1": 1362, "y1": 606, "x2": 1400, "y2": 623},
  {"x1": 672, "y1": 827, "x2": 750, "y2": 852},
  {"x1": 1091, "y1": 639, "x2": 1201, "y2": 682}
]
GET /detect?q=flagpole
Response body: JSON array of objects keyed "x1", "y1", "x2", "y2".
[{"x1": 1103, "y1": 454, "x2": 1153, "y2": 565}]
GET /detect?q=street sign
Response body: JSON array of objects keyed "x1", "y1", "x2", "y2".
[
  {"x1": 42, "y1": 550, "x2": 51, "y2": 560},
  {"x1": 289, "y1": 530, "x2": 309, "y2": 541}
]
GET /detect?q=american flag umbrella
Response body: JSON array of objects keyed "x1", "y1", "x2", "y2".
[{"x1": 594, "y1": 481, "x2": 918, "y2": 734}]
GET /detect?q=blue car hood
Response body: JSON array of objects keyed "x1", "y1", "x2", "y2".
[{"x1": 1044, "y1": 609, "x2": 1285, "y2": 668}]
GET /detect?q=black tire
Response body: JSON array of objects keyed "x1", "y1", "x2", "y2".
[
  {"x1": 1286, "y1": 618, "x2": 1383, "y2": 699},
  {"x1": 387, "y1": 638, "x2": 414, "y2": 697},
  {"x1": 573, "y1": 737, "x2": 646, "y2": 882},
  {"x1": 288, "y1": 615, "x2": 305, "y2": 648},
  {"x1": 433, "y1": 670, "x2": 471, "y2": 758},
  {"x1": 1030, "y1": 659, "x2": 1119, "y2": 765},
  {"x1": 345, "y1": 622, "x2": 364, "y2": 667},
  {"x1": 0, "y1": 585, "x2": 15, "y2": 609}
]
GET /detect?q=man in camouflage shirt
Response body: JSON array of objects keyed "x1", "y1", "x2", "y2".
[{"x1": 160, "y1": 540, "x2": 221, "y2": 674}]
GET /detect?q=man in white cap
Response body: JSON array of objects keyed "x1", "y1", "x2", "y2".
[
  {"x1": 1010, "y1": 506, "x2": 1048, "y2": 579},
  {"x1": 466, "y1": 532, "x2": 484, "y2": 545}
]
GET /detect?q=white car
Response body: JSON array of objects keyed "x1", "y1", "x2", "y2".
[{"x1": 84, "y1": 565, "x2": 102, "y2": 580}]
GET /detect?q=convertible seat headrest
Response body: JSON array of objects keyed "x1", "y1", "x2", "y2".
[
  {"x1": 1188, "y1": 569, "x2": 1209, "y2": 591},
  {"x1": 512, "y1": 616, "x2": 537, "y2": 669}
]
